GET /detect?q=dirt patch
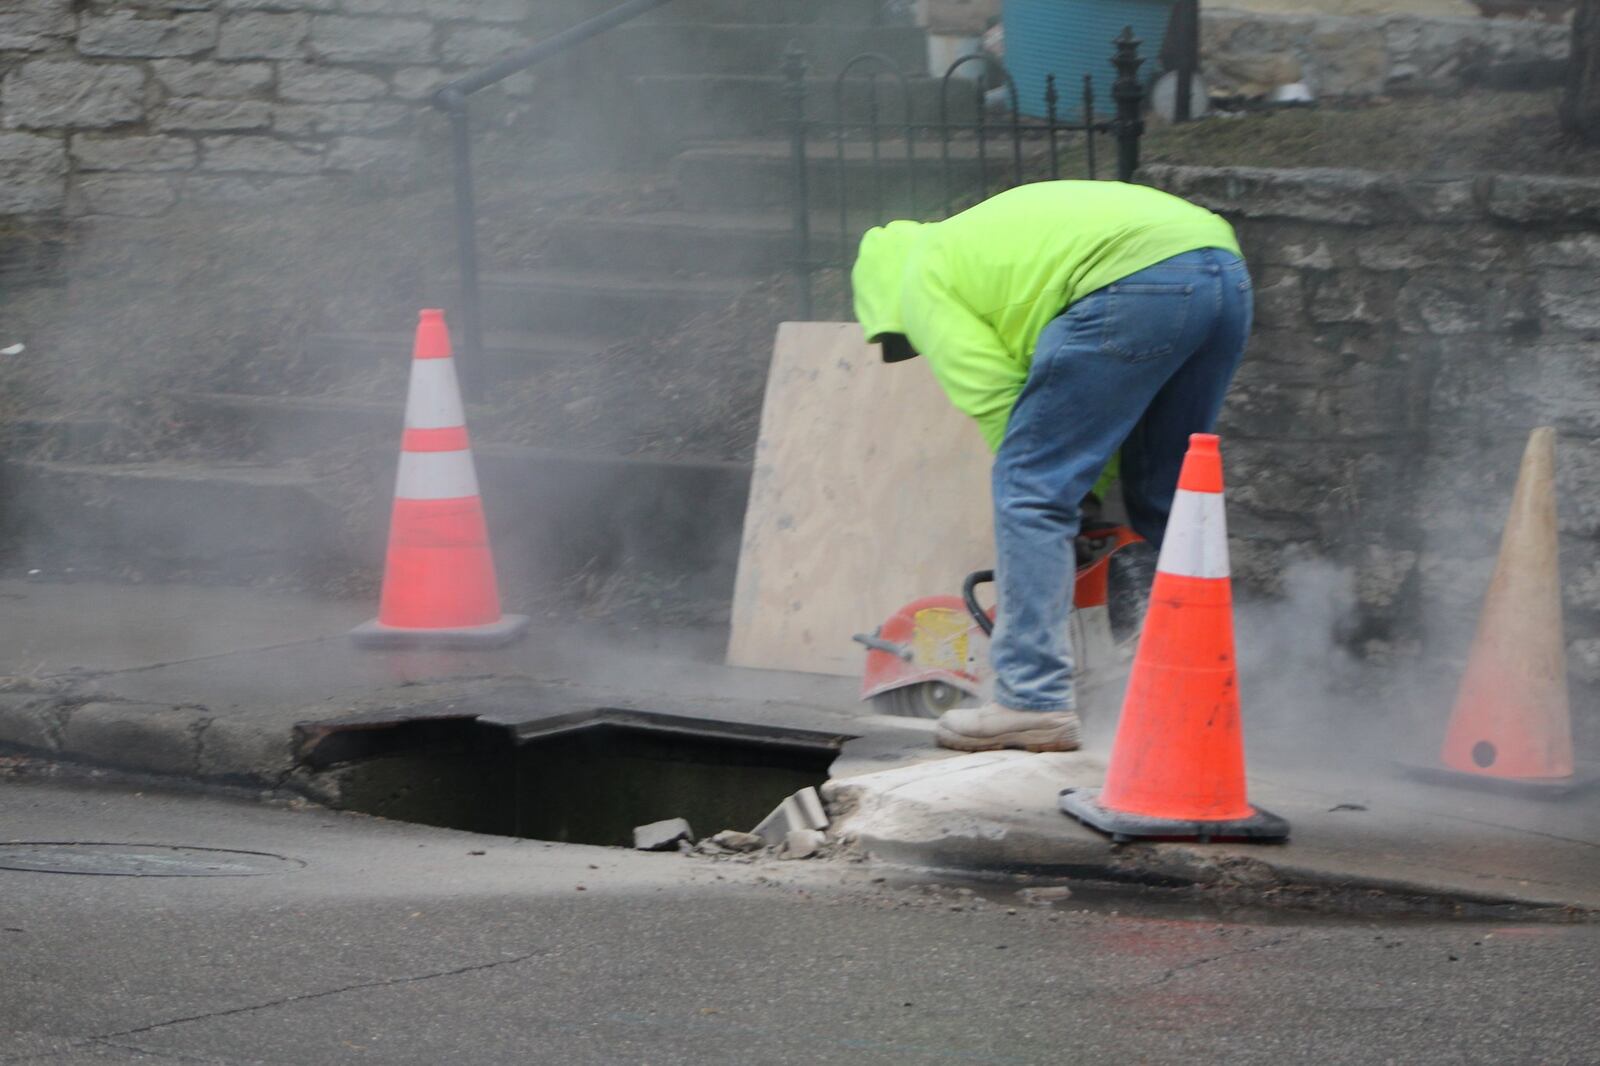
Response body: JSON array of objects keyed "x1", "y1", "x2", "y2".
[{"x1": 1142, "y1": 90, "x2": 1600, "y2": 176}]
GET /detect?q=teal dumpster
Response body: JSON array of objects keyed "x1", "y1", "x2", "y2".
[{"x1": 1003, "y1": 0, "x2": 1174, "y2": 119}]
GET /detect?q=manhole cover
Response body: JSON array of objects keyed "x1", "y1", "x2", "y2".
[{"x1": 0, "y1": 843, "x2": 304, "y2": 877}]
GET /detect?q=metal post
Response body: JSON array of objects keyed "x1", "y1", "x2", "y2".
[
  {"x1": 1111, "y1": 28, "x2": 1146, "y2": 184},
  {"x1": 938, "y1": 85, "x2": 954, "y2": 218},
  {"x1": 783, "y1": 44, "x2": 813, "y2": 321},
  {"x1": 441, "y1": 90, "x2": 486, "y2": 402},
  {"x1": 1045, "y1": 73, "x2": 1060, "y2": 180},
  {"x1": 1172, "y1": 0, "x2": 1198, "y2": 123},
  {"x1": 1006, "y1": 81, "x2": 1023, "y2": 188},
  {"x1": 867, "y1": 75, "x2": 884, "y2": 225},
  {"x1": 974, "y1": 76, "x2": 988, "y2": 200},
  {"x1": 903, "y1": 94, "x2": 917, "y2": 216},
  {"x1": 1083, "y1": 74, "x2": 1097, "y2": 180}
]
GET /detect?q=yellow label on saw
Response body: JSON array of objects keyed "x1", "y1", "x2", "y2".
[{"x1": 912, "y1": 607, "x2": 970, "y2": 671}]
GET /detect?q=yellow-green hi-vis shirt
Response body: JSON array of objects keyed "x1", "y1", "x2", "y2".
[{"x1": 852, "y1": 180, "x2": 1242, "y2": 452}]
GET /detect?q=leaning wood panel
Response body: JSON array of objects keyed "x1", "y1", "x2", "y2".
[{"x1": 727, "y1": 322, "x2": 994, "y2": 677}]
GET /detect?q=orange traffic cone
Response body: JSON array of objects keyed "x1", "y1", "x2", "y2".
[
  {"x1": 1060, "y1": 434, "x2": 1288, "y2": 843},
  {"x1": 351, "y1": 309, "x2": 528, "y2": 649},
  {"x1": 1412, "y1": 428, "x2": 1598, "y2": 795}
]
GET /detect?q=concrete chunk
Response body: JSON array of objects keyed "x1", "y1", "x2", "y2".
[
  {"x1": 197, "y1": 717, "x2": 294, "y2": 782},
  {"x1": 633, "y1": 817, "x2": 693, "y2": 852},
  {"x1": 707, "y1": 830, "x2": 764, "y2": 853},
  {"x1": 1017, "y1": 886, "x2": 1073, "y2": 906},
  {"x1": 781, "y1": 828, "x2": 826, "y2": 859},
  {"x1": 752, "y1": 786, "x2": 828, "y2": 845}
]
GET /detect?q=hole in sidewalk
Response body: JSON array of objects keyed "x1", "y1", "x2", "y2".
[{"x1": 305, "y1": 709, "x2": 848, "y2": 848}]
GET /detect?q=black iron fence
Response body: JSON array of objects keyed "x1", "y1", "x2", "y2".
[{"x1": 784, "y1": 29, "x2": 1149, "y2": 320}]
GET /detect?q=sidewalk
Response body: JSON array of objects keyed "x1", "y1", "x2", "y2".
[
  {"x1": 3, "y1": 578, "x2": 1598, "y2": 914},
  {"x1": 0, "y1": 578, "x2": 864, "y2": 785}
]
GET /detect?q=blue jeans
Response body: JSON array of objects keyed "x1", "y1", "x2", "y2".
[{"x1": 990, "y1": 248, "x2": 1253, "y2": 713}]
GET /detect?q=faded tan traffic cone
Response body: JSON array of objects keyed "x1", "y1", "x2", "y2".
[{"x1": 1414, "y1": 427, "x2": 1597, "y2": 795}]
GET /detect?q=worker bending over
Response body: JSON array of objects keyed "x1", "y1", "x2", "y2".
[{"x1": 852, "y1": 180, "x2": 1252, "y2": 753}]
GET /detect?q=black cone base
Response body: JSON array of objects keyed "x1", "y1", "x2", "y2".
[
  {"x1": 1059, "y1": 787, "x2": 1290, "y2": 844},
  {"x1": 1395, "y1": 758, "x2": 1600, "y2": 799}
]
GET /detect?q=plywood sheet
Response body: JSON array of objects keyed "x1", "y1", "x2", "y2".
[{"x1": 727, "y1": 322, "x2": 995, "y2": 677}]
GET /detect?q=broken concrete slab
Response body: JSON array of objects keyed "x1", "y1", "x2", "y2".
[
  {"x1": 1017, "y1": 885, "x2": 1073, "y2": 905},
  {"x1": 196, "y1": 715, "x2": 295, "y2": 783},
  {"x1": 782, "y1": 828, "x2": 827, "y2": 859},
  {"x1": 633, "y1": 817, "x2": 694, "y2": 852},
  {"x1": 752, "y1": 786, "x2": 828, "y2": 846},
  {"x1": 824, "y1": 747, "x2": 1600, "y2": 912},
  {"x1": 825, "y1": 751, "x2": 1109, "y2": 872},
  {"x1": 707, "y1": 830, "x2": 764, "y2": 853}
]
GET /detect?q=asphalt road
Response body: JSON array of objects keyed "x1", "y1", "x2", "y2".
[{"x1": 1, "y1": 776, "x2": 1596, "y2": 1065}]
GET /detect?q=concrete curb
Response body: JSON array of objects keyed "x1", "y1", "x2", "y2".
[
  {"x1": 0, "y1": 692, "x2": 294, "y2": 786},
  {"x1": 822, "y1": 749, "x2": 1600, "y2": 915},
  {"x1": 7, "y1": 679, "x2": 1597, "y2": 918}
]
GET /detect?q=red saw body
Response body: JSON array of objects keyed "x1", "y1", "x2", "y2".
[{"x1": 854, "y1": 525, "x2": 1153, "y2": 718}]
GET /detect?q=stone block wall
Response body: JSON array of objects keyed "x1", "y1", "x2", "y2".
[
  {"x1": 1201, "y1": 7, "x2": 1571, "y2": 97},
  {"x1": 1146, "y1": 164, "x2": 1600, "y2": 680},
  {"x1": 910, "y1": 4, "x2": 1568, "y2": 96},
  {"x1": 0, "y1": 0, "x2": 564, "y2": 219}
]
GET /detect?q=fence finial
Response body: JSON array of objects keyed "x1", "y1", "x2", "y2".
[{"x1": 1112, "y1": 27, "x2": 1146, "y2": 183}]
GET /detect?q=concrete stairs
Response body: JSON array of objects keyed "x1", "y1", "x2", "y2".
[{"x1": 1, "y1": 1, "x2": 960, "y2": 615}]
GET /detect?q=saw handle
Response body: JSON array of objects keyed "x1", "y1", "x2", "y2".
[
  {"x1": 962, "y1": 570, "x2": 996, "y2": 637},
  {"x1": 852, "y1": 631, "x2": 915, "y2": 662}
]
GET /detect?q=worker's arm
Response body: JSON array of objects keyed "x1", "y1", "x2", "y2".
[{"x1": 901, "y1": 263, "x2": 1026, "y2": 453}]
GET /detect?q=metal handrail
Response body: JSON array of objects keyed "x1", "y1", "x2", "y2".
[{"x1": 431, "y1": 0, "x2": 679, "y2": 401}]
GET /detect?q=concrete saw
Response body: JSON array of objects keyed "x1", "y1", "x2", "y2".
[{"x1": 852, "y1": 525, "x2": 1155, "y2": 718}]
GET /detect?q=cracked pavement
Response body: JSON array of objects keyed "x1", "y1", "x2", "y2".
[{"x1": 3, "y1": 778, "x2": 1599, "y2": 1065}]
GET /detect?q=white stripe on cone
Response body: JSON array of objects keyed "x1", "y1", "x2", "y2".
[
  {"x1": 396, "y1": 449, "x2": 480, "y2": 500},
  {"x1": 403, "y1": 358, "x2": 467, "y2": 430},
  {"x1": 1155, "y1": 488, "x2": 1230, "y2": 580}
]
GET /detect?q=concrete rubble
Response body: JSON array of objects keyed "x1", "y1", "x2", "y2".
[
  {"x1": 752, "y1": 786, "x2": 829, "y2": 847},
  {"x1": 632, "y1": 817, "x2": 694, "y2": 852},
  {"x1": 707, "y1": 830, "x2": 764, "y2": 853},
  {"x1": 781, "y1": 828, "x2": 827, "y2": 860}
]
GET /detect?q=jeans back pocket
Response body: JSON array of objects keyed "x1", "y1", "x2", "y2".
[{"x1": 1098, "y1": 282, "x2": 1194, "y2": 364}]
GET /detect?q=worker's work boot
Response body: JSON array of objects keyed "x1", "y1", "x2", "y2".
[{"x1": 936, "y1": 703, "x2": 1081, "y2": 753}]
